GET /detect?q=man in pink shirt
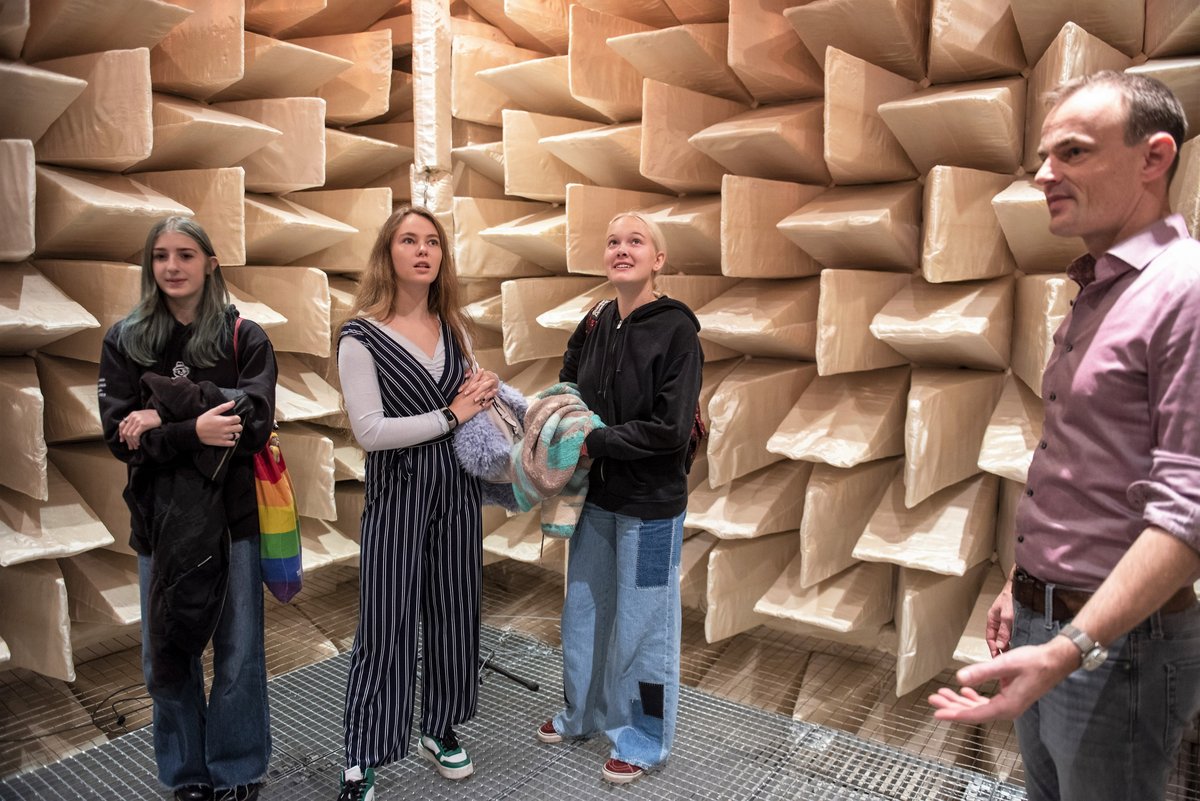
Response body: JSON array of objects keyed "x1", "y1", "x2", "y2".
[{"x1": 929, "y1": 72, "x2": 1200, "y2": 801}]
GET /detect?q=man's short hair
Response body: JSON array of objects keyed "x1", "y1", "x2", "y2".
[{"x1": 1047, "y1": 70, "x2": 1187, "y2": 180}]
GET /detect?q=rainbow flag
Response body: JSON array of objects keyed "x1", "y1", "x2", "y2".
[{"x1": 256, "y1": 432, "x2": 303, "y2": 603}]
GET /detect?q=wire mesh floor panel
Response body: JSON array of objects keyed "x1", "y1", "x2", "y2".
[{"x1": 0, "y1": 625, "x2": 1025, "y2": 801}]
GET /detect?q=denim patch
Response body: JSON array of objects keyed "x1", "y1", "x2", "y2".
[
  {"x1": 635, "y1": 518, "x2": 674, "y2": 588},
  {"x1": 638, "y1": 681, "x2": 664, "y2": 719}
]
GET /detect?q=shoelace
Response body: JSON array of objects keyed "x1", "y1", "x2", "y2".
[
  {"x1": 338, "y1": 777, "x2": 368, "y2": 801},
  {"x1": 435, "y1": 729, "x2": 460, "y2": 751}
]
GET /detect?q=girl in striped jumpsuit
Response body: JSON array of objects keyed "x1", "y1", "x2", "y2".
[{"x1": 334, "y1": 205, "x2": 498, "y2": 801}]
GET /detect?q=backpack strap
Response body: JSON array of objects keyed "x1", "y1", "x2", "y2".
[
  {"x1": 232, "y1": 316, "x2": 244, "y2": 372},
  {"x1": 583, "y1": 298, "x2": 611, "y2": 336}
]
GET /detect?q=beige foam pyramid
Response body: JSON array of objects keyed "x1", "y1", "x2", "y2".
[
  {"x1": 642, "y1": 195, "x2": 723, "y2": 274},
  {"x1": 58, "y1": 549, "x2": 139, "y2": 626},
  {"x1": 34, "y1": 167, "x2": 192, "y2": 260},
  {"x1": 0, "y1": 357, "x2": 47, "y2": 501},
  {"x1": 243, "y1": 0, "x2": 324, "y2": 41},
  {"x1": 686, "y1": 460, "x2": 812, "y2": 540},
  {"x1": 814, "y1": 271, "x2": 911, "y2": 376},
  {"x1": 131, "y1": 167, "x2": 247, "y2": 266},
  {"x1": 223, "y1": 267, "x2": 331, "y2": 356},
  {"x1": 376, "y1": 68, "x2": 414, "y2": 124},
  {"x1": 1009, "y1": 0, "x2": 1142, "y2": 63},
  {"x1": 482, "y1": 510, "x2": 568, "y2": 568},
  {"x1": 777, "y1": 183, "x2": 922, "y2": 272},
  {"x1": 1128, "y1": 58, "x2": 1200, "y2": 138},
  {"x1": 577, "y1": 0, "x2": 679, "y2": 27},
  {"x1": 0, "y1": 262, "x2": 99, "y2": 357},
  {"x1": 319, "y1": 424, "x2": 364, "y2": 482},
  {"x1": 454, "y1": 196, "x2": 557, "y2": 278},
  {"x1": 274, "y1": 352, "x2": 344, "y2": 423},
  {"x1": 274, "y1": 0, "x2": 396, "y2": 38},
  {"x1": 680, "y1": 530, "x2": 717, "y2": 611},
  {"x1": 0, "y1": 0, "x2": 29, "y2": 59},
  {"x1": 21, "y1": 0, "x2": 190, "y2": 62},
  {"x1": 564, "y1": 184, "x2": 674, "y2": 275},
  {"x1": 720, "y1": 175, "x2": 824, "y2": 279},
  {"x1": 991, "y1": 179, "x2": 1086, "y2": 272},
  {"x1": 502, "y1": 110, "x2": 600, "y2": 202},
  {"x1": 452, "y1": 140, "x2": 505, "y2": 187},
  {"x1": 452, "y1": 34, "x2": 543, "y2": 126},
  {"x1": 0, "y1": 60, "x2": 87, "y2": 141},
  {"x1": 795, "y1": 458, "x2": 904, "y2": 588},
  {"x1": 569, "y1": 5, "x2": 652, "y2": 122},
  {"x1": 476, "y1": 55, "x2": 612, "y2": 123},
  {"x1": 479, "y1": 207, "x2": 568, "y2": 272},
  {"x1": 507, "y1": 357, "x2": 565, "y2": 399},
  {"x1": 534, "y1": 276, "x2": 737, "y2": 332},
  {"x1": 33, "y1": 260, "x2": 139, "y2": 363},
  {"x1": 0, "y1": 462, "x2": 112, "y2": 567},
  {"x1": 539, "y1": 122, "x2": 672, "y2": 193},
  {"x1": 1145, "y1": 0, "x2": 1200, "y2": 58},
  {"x1": 640, "y1": 79, "x2": 749, "y2": 194},
  {"x1": 767, "y1": 367, "x2": 909, "y2": 468},
  {"x1": 903, "y1": 368, "x2": 1005, "y2": 508},
  {"x1": 276, "y1": 422, "x2": 335, "y2": 520},
  {"x1": 869, "y1": 276, "x2": 1014, "y2": 371},
  {"x1": 923, "y1": 166, "x2": 1016, "y2": 284},
  {"x1": 456, "y1": 0, "x2": 549, "y2": 52},
  {"x1": 464, "y1": 289, "x2": 506, "y2": 333},
  {"x1": 298, "y1": 517, "x2": 361, "y2": 572},
  {"x1": 855, "y1": 471, "x2": 998, "y2": 576},
  {"x1": 243, "y1": 193, "x2": 357, "y2": 265},
  {"x1": 784, "y1": 0, "x2": 928, "y2": 82},
  {"x1": 33, "y1": 48, "x2": 153, "y2": 172},
  {"x1": 322, "y1": 127, "x2": 411, "y2": 190},
  {"x1": 1, "y1": 139, "x2": 34, "y2": 262},
  {"x1": 706, "y1": 359, "x2": 817, "y2": 487},
  {"x1": 0, "y1": 559, "x2": 74, "y2": 681},
  {"x1": 371, "y1": 12, "x2": 412, "y2": 56},
  {"x1": 1011, "y1": 272, "x2": 1078, "y2": 399},
  {"x1": 210, "y1": 31, "x2": 354, "y2": 102},
  {"x1": 132, "y1": 94, "x2": 282, "y2": 174},
  {"x1": 48, "y1": 441, "x2": 135, "y2": 556},
  {"x1": 503, "y1": 276, "x2": 605, "y2": 364},
  {"x1": 285, "y1": 186, "x2": 392, "y2": 272},
  {"x1": 877, "y1": 77, "x2": 1026, "y2": 174},
  {"x1": 665, "y1": 0, "x2": 727, "y2": 23},
  {"x1": 728, "y1": 0, "x2": 822, "y2": 104},
  {"x1": 505, "y1": 0, "x2": 572, "y2": 54},
  {"x1": 928, "y1": 0, "x2": 1024, "y2": 84},
  {"x1": 757, "y1": 558, "x2": 896, "y2": 634},
  {"x1": 608, "y1": 23, "x2": 752, "y2": 104},
  {"x1": 695, "y1": 278, "x2": 818, "y2": 360},
  {"x1": 34, "y1": 353, "x2": 101, "y2": 445},
  {"x1": 977, "y1": 373, "x2": 1043, "y2": 484},
  {"x1": 229, "y1": 284, "x2": 288, "y2": 335},
  {"x1": 893, "y1": 561, "x2": 989, "y2": 696},
  {"x1": 331, "y1": 480, "x2": 364, "y2": 541},
  {"x1": 952, "y1": 562, "x2": 1008, "y2": 665},
  {"x1": 211, "y1": 97, "x2": 327, "y2": 193},
  {"x1": 704, "y1": 531, "x2": 799, "y2": 642},
  {"x1": 148, "y1": 0, "x2": 243, "y2": 101},
  {"x1": 450, "y1": 161, "x2": 504, "y2": 201},
  {"x1": 1172, "y1": 136, "x2": 1200, "y2": 238},
  {"x1": 1023, "y1": 23, "x2": 1132, "y2": 173},
  {"x1": 289, "y1": 30, "x2": 393, "y2": 126},
  {"x1": 690, "y1": 101, "x2": 830, "y2": 185}
]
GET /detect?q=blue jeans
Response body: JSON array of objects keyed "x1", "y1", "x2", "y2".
[
  {"x1": 1012, "y1": 597, "x2": 1200, "y2": 801},
  {"x1": 553, "y1": 504, "x2": 685, "y2": 770},
  {"x1": 138, "y1": 535, "x2": 272, "y2": 790}
]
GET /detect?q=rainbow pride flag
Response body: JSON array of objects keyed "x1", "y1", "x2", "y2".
[{"x1": 256, "y1": 432, "x2": 303, "y2": 603}]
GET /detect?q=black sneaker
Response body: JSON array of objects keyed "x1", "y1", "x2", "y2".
[
  {"x1": 213, "y1": 785, "x2": 259, "y2": 801},
  {"x1": 174, "y1": 787, "x2": 213, "y2": 801},
  {"x1": 337, "y1": 767, "x2": 376, "y2": 801}
]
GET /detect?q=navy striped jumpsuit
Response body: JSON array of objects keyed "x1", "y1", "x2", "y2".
[{"x1": 339, "y1": 318, "x2": 483, "y2": 767}]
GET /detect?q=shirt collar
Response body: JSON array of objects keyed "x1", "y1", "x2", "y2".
[{"x1": 1067, "y1": 214, "x2": 1188, "y2": 288}]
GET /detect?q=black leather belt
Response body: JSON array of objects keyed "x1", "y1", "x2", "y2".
[{"x1": 1013, "y1": 567, "x2": 1196, "y2": 621}]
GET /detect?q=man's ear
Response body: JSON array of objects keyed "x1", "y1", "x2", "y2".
[{"x1": 1144, "y1": 131, "x2": 1177, "y2": 183}]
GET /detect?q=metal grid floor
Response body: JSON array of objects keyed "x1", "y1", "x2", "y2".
[{"x1": 0, "y1": 625, "x2": 1025, "y2": 801}]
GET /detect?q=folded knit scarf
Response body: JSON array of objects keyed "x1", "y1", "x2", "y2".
[{"x1": 511, "y1": 382, "x2": 604, "y2": 538}]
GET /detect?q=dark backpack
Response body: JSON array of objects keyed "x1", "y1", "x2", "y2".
[{"x1": 583, "y1": 299, "x2": 707, "y2": 473}]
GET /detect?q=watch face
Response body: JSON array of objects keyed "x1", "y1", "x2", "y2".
[{"x1": 1082, "y1": 645, "x2": 1109, "y2": 671}]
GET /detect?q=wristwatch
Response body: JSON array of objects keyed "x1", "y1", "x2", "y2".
[
  {"x1": 439, "y1": 407, "x2": 458, "y2": 431},
  {"x1": 1059, "y1": 623, "x2": 1109, "y2": 671}
]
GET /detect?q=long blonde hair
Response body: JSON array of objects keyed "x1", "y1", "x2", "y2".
[{"x1": 342, "y1": 204, "x2": 474, "y2": 362}]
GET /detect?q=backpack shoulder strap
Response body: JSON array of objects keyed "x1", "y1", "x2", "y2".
[
  {"x1": 584, "y1": 299, "x2": 611, "y2": 336},
  {"x1": 232, "y1": 317, "x2": 244, "y2": 370}
]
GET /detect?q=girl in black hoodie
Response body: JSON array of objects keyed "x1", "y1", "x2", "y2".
[{"x1": 535, "y1": 212, "x2": 703, "y2": 784}]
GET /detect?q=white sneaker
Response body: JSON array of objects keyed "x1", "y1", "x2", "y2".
[{"x1": 418, "y1": 730, "x2": 474, "y2": 780}]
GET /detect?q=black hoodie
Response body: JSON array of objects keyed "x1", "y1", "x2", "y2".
[{"x1": 560, "y1": 296, "x2": 703, "y2": 519}]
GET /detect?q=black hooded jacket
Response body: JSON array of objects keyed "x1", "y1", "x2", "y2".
[{"x1": 560, "y1": 296, "x2": 703, "y2": 519}]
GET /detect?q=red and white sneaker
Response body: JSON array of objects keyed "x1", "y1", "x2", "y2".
[
  {"x1": 535, "y1": 720, "x2": 562, "y2": 744},
  {"x1": 602, "y1": 758, "x2": 645, "y2": 784}
]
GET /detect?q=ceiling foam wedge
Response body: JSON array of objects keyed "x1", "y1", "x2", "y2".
[
  {"x1": 1012, "y1": 273, "x2": 1077, "y2": 399},
  {"x1": 243, "y1": 193, "x2": 357, "y2": 266},
  {"x1": 641, "y1": 195, "x2": 723, "y2": 275},
  {"x1": 502, "y1": 110, "x2": 602, "y2": 203},
  {"x1": 276, "y1": 423, "x2": 335, "y2": 520},
  {"x1": 639, "y1": 80, "x2": 750, "y2": 195},
  {"x1": 273, "y1": 353, "x2": 342, "y2": 423},
  {"x1": 1128, "y1": 59, "x2": 1200, "y2": 139},
  {"x1": 48, "y1": 441, "x2": 136, "y2": 557},
  {"x1": 664, "y1": 0, "x2": 728, "y2": 24},
  {"x1": 455, "y1": 196, "x2": 557, "y2": 279},
  {"x1": 704, "y1": 531, "x2": 799, "y2": 643},
  {"x1": 892, "y1": 560, "x2": 989, "y2": 696},
  {"x1": 869, "y1": 276, "x2": 1014, "y2": 371},
  {"x1": 0, "y1": 61, "x2": 87, "y2": 141},
  {"x1": 877, "y1": 77, "x2": 1027, "y2": 174},
  {"x1": 607, "y1": 23, "x2": 752, "y2": 104},
  {"x1": 243, "y1": 0, "x2": 325, "y2": 38},
  {"x1": 794, "y1": 458, "x2": 904, "y2": 589},
  {"x1": 569, "y1": 5, "x2": 654, "y2": 123},
  {"x1": 822, "y1": 47, "x2": 918, "y2": 186},
  {"x1": 130, "y1": 94, "x2": 281, "y2": 173},
  {"x1": 148, "y1": 0, "x2": 244, "y2": 101},
  {"x1": 275, "y1": 0, "x2": 396, "y2": 38},
  {"x1": 33, "y1": 49, "x2": 153, "y2": 172},
  {"x1": 29, "y1": 261, "x2": 131, "y2": 363},
  {"x1": 564, "y1": 184, "x2": 674, "y2": 276},
  {"x1": 767, "y1": 366, "x2": 910, "y2": 468},
  {"x1": 0, "y1": 140, "x2": 34, "y2": 262},
  {"x1": 1172, "y1": 137, "x2": 1200, "y2": 239},
  {"x1": 922, "y1": 166, "x2": 1016, "y2": 284},
  {"x1": 21, "y1": 0, "x2": 191, "y2": 62},
  {"x1": 706, "y1": 359, "x2": 817, "y2": 488},
  {"x1": 462, "y1": 0, "x2": 554, "y2": 53},
  {"x1": 323, "y1": 128, "x2": 411, "y2": 190},
  {"x1": 59, "y1": 549, "x2": 139, "y2": 626},
  {"x1": 814, "y1": 270, "x2": 911, "y2": 377},
  {"x1": 502, "y1": 276, "x2": 605, "y2": 364},
  {"x1": 783, "y1": 0, "x2": 928, "y2": 82},
  {"x1": 222, "y1": 267, "x2": 331, "y2": 356},
  {"x1": 1145, "y1": 0, "x2": 1200, "y2": 59},
  {"x1": 728, "y1": 0, "x2": 822, "y2": 104},
  {"x1": 504, "y1": 0, "x2": 572, "y2": 55},
  {"x1": 578, "y1": 0, "x2": 680, "y2": 27},
  {"x1": 0, "y1": 462, "x2": 112, "y2": 568},
  {"x1": 34, "y1": 167, "x2": 192, "y2": 261},
  {"x1": 0, "y1": 0, "x2": 29, "y2": 59},
  {"x1": 720, "y1": 176, "x2": 823, "y2": 280},
  {"x1": 991, "y1": 179, "x2": 1086, "y2": 273},
  {"x1": 686, "y1": 459, "x2": 812, "y2": 540},
  {"x1": 479, "y1": 207, "x2": 569, "y2": 273},
  {"x1": 1022, "y1": 23, "x2": 1131, "y2": 173},
  {"x1": 756, "y1": 558, "x2": 896, "y2": 635},
  {"x1": 978, "y1": 373, "x2": 1043, "y2": 484},
  {"x1": 288, "y1": 30, "x2": 393, "y2": 126},
  {"x1": 539, "y1": 123, "x2": 672, "y2": 193},
  {"x1": 132, "y1": 167, "x2": 246, "y2": 266},
  {"x1": 902, "y1": 368, "x2": 1005, "y2": 508},
  {"x1": 690, "y1": 101, "x2": 830, "y2": 186},
  {"x1": 211, "y1": 98, "x2": 327, "y2": 193},
  {"x1": 452, "y1": 140, "x2": 505, "y2": 186},
  {"x1": 0, "y1": 358, "x2": 47, "y2": 501},
  {"x1": 34, "y1": 354, "x2": 101, "y2": 445},
  {"x1": 370, "y1": 13, "x2": 411, "y2": 56},
  {"x1": 778, "y1": 183, "x2": 922, "y2": 273},
  {"x1": 476, "y1": 56, "x2": 614, "y2": 123},
  {"x1": 695, "y1": 278, "x2": 819, "y2": 360},
  {"x1": 0, "y1": 559, "x2": 74, "y2": 681},
  {"x1": 452, "y1": 35, "x2": 543, "y2": 127},
  {"x1": 927, "y1": 0, "x2": 1025, "y2": 84},
  {"x1": 1009, "y1": 0, "x2": 1143, "y2": 63},
  {"x1": 284, "y1": 186, "x2": 392, "y2": 273},
  {"x1": 209, "y1": 32, "x2": 353, "y2": 102},
  {"x1": 952, "y1": 563, "x2": 1009, "y2": 665}
]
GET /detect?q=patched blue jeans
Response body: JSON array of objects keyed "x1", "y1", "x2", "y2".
[
  {"x1": 1012, "y1": 596, "x2": 1200, "y2": 801},
  {"x1": 138, "y1": 535, "x2": 272, "y2": 791},
  {"x1": 553, "y1": 503, "x2": 685, "y2": 770}
]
